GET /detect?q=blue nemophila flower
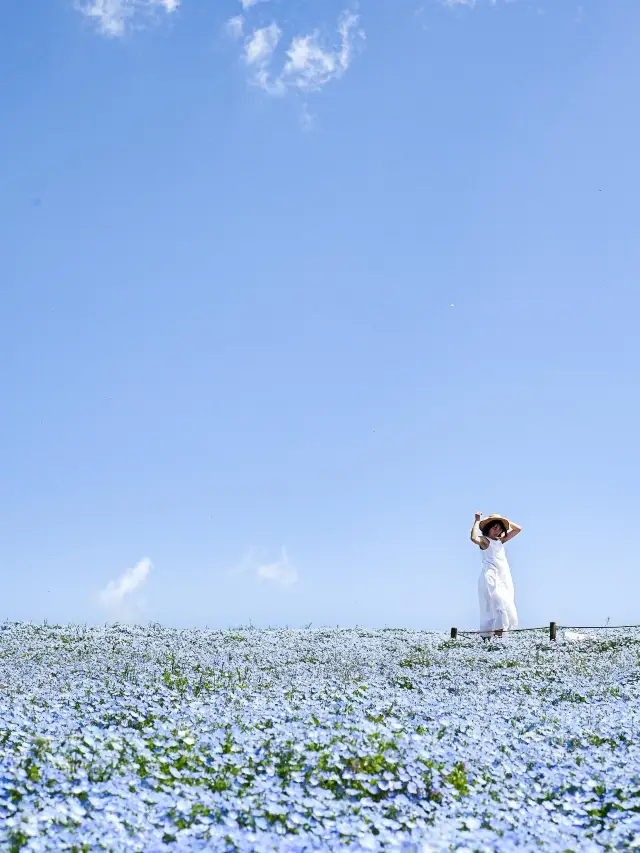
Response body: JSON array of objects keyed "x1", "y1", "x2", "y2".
[{"x1": 1, "y1": 623, "x2": 640, "y2": 851}]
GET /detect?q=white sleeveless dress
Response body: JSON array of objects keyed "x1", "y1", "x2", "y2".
[{"x1": 478, "y1": 538, "x2": 518, "y2": 636}]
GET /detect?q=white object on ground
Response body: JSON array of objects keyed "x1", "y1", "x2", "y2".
[{"x1": 564, "y1": 631, "x2": 587, "y2": 642}]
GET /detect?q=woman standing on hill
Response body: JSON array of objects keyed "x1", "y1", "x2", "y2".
[{"x1": 470, "y1": 513, "x2": 522, "y2": 638}]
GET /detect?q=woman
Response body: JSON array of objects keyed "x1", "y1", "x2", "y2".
[{"x1": 470, "y1": 512, "x2": 522, "y2": 638}]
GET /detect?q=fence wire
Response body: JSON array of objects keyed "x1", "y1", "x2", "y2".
[
  {"x1": 452, "y1": 623, "x2": 640, "y2": 637},
  {"x1": 557, "y1": 624, "x2": 640, "y2": 631},
  {"x1": 456, "y1": 626, "x2": 547, "y2": 635}
]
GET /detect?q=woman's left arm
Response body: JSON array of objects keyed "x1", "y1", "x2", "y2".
[{"x1": 503, "y1": 521, "x2": 522, "y2": 543}]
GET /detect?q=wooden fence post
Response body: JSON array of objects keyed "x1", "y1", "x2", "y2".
[
  {"x1": 549, "y1": 621, "x2": 557, "y2": 641},
  {"x1": 450, "y1": 627, "x2": 458, "y2": 640}
]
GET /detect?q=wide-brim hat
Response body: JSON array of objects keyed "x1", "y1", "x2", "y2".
[{"x1": 479, "y1": 515, "x2": 510, "y2": 535}]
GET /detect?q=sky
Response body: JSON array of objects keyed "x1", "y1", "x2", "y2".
[{"x1": 1, "y1": 0, "x2": 639, "y2": 632}]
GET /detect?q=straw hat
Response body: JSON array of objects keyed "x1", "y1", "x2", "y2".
[{"x1": 479, "y1": 515, "x2": 510, "y2": 535}]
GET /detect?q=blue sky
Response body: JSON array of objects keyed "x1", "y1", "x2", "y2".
[{"x1": 1, "y1": 0, "x2": 639, "y2": 631}]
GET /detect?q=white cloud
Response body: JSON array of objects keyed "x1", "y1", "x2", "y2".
[
  {"x1": 239, "y1": 10, "x2": 364, "y2": 98},
  {"x1": 80, "y1": 0, "x2": 362, "y2": 108},
  {"x1": 282, "y1": 12, "x2": 362, "y2": 93},
  {"x1": 300, "y1": 103, "x2": 315, "y2": 131},
  {"x1": 256, "y1": 547, "x2": 298, "y2": 587},
  {"x1": 242, "y1": 23, "x2": 285, "y2": 96},
  {"x1": 230, "y1": 546, "x2": 299, "y2": 588},
  {"x1": 99, "y1": 558, "x2": 152, "y2": 616},
  {"x1": 245, "y1": 22, "x2": 281, "y2": 66},
  {"x1": 226, "y1": 15, "x2": 245, "y2": 40},
  {"x1": 77, "y1": 0, "x2": 178, "y2": 37}
]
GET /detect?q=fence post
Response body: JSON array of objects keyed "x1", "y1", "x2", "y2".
[
  {"x1": 549, "y1": 621, "x2": 557, "y2": 641},
  {"x1": 450, "y1": 627, "x2": 458, "y2": 640}
]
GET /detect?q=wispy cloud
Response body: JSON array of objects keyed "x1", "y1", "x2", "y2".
[
  {"x1": 231, "y1": 547, "x2": 299, "y2": 588},
  {"x1": 226, "y1": 14, "x2": 245, "y2": 40},
  {"x1": 77, "y1": 0, "x2": 179, "y2": 37},
  {"x1": 99, "y1": 557, "x2": 152, "y2": 619},
  {"x1": 282, "y1": 12, "x2": 362, "y2": 94},
  {"x1": 246, "y1": 23, "x2": 282, "y2": 66},
  {"x1": 80, "y1": 0, "x2": 362, "y2": 105},
  {"x1": 257, "y1": 547, "x2": 298, "y2": 587},
  {"x1": 228, "y1": 9, "x2": 364, "y2": 98}
]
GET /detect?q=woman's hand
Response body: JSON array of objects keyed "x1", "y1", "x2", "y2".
[
  {"x1": 471, "y1": 512, "x2": 485, "y2": 547},
  {"x1": 503, "y1": 521, "x2": 522, "y2": 543}
]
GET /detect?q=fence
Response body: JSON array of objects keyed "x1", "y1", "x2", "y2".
[{"x1": 449, "y1": 622, "x2": 640, "y2": 641}]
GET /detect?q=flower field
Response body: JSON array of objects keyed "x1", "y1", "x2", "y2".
[{"x1": 1, "y1": 622, "x2": 639, "y2": 853}]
